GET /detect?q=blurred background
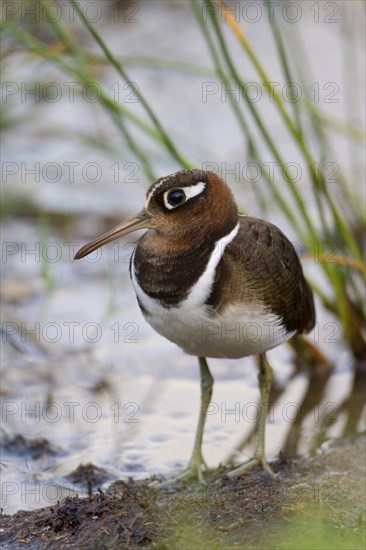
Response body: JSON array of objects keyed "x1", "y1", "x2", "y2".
[{"x1": 1, "y1": 0, "x2": 365, "y2": 517}]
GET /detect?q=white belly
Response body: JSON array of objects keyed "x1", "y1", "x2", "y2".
[
  {"x1": 131, "y1": 223, "x2": 294, "y2": 359},
  {"x1": 133, "y1": 294, "x2": 293, "y2": 358}
]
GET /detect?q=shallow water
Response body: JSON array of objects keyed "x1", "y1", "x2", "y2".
[{"x1": 1, "y1": 1, "x2": 365, "y2": 515}]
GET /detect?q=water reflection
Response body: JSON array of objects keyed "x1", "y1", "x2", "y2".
[{"x1": 227, "y1": 351, "x2": 365, "y2": 464}]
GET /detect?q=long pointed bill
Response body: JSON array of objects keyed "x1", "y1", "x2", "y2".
[{"x1": 74, "y1": 210, "x2": 152, "y2": 259}]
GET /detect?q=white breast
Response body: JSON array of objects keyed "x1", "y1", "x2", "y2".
[{"x1": 131, "y1": 223, "x2": 295, "y2": 359}]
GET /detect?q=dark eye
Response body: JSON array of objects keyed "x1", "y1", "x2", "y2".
[{"x1": 167, "y1": 189, "x2": 186, "y2": 206}]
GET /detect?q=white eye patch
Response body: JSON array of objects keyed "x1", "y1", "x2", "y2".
[{"x1": 163, "y1": 181, "x2": 206, "y2": 210}]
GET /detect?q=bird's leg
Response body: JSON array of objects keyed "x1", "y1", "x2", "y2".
[
  {"x1": 157, "y1": 357, "x2": 213, "y2": 486},
  {"x1": 227, "y1": 354, "x2": 277, "y2": 478}
]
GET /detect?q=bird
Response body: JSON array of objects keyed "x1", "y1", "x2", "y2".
[{"x1": 75, "y1": 169, "x2": 315, "y2": 484}]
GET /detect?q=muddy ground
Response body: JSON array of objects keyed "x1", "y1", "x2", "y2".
[{"x1": 1, "y1": 435, "x2": 365, "y2": 550}]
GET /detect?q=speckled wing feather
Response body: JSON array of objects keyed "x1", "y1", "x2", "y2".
[{"x1": 206, "y1": 216, "x2": 315, "y2": 334}]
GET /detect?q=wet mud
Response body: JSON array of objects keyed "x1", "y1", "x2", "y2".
[{"x1": 1, "y1": 435, "x2": 365, "y2": 550}]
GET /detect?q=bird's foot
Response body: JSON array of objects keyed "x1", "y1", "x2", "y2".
[
  {"x1": 151, "y1": 453, "x2": 209, "y2": 488},
  {"x1": 226, "y1": 454, "x2": 277, "y2": 479}
]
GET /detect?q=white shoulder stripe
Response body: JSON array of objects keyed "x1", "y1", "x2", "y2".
[
  {"x1": 131, "y1": 221, "x2": 240, "y2": 314},
  {"x1": 183, "y1": 221, "x2": 240, "y2": 307}
]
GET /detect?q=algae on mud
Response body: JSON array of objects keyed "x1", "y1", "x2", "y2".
[{"x1": 1, "y1": 434, "x2": 365, "y2": 550}]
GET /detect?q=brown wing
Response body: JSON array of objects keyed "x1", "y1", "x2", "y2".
[{"x1": 206, "y1": 216, "x2": 315, "y2": 334}]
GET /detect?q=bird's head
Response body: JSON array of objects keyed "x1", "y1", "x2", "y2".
[{"x1": 74, "y1": 169, "x2": 238, "y2": 259}]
